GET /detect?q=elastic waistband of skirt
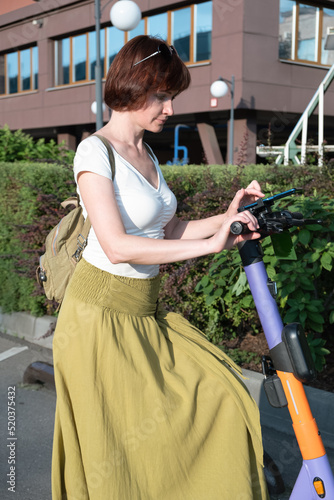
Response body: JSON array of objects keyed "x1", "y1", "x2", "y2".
[{"x1": 67, "y1": 259, "x2": 161, "y2": 316}]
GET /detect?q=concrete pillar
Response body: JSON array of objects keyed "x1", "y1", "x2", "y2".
[
  {"x1": 197, "y1": 122, "x2": 224, "y2": 165},
  {"x1": 81, "y1": 131, "x2": 91, "y2": 141},
  {"x1": 57, "y1": 133, "x2": 76, "y2": 150}
]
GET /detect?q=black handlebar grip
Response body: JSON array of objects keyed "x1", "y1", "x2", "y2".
[
  {"x1": 230, "y1": 221, "x2": 248, "y2": 235},
  {"x1": 291, "y1": 212, "x2": 303, "y2": 219}
]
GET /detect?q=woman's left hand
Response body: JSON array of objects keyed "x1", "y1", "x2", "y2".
[{"x1": 225, "y1": 180, "x2": 264, "y2": 218}]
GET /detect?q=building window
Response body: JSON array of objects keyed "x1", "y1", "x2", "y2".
[
  {"x1": 73, "y1": 34, "x2": 87, "y2": 82},
  {"x1": 147, "y1": 12, "x2": 168, "y2": 41},
  {"x1": 128, "y1": 19, "x2": 145, "y2": 40},
  {"x1": 279, "y1": 1, "x2": 334, "y2": 66},
  {"x1": 171, "y1": 2, "x2": 212, "y2": 64},
  {"x1": 0, "y1": 46, "x2": 38, "y2": 95},
  {"x1": 7, "y1": 52, "x2": 18, "y2": 94},
  {"x1": 172, "y1": 7, "x2": 191, "y2": 62},
  {"x1": 106, "y1": 27, "x2": 124, "y2": 66},
  {"x1": 297, "y1": 4, "x2": 318, "y2": 62},
  {"x1": 195, "y1": 1, "x2": 212, "y2": 62},
  {"x1": 322, "y1": 8, "x2": 334, "y2": 65},
  {"x1": 54, "y1": 1, "x2": 212, "y2": 87}
]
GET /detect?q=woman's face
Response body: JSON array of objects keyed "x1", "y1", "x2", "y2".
[{"x1": 131, "y1": 90, "x2": 176, "y2": 133}]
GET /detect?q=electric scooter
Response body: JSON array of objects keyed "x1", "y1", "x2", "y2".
[{"x1": 230, "y1": 188, "x2": 334, "y2": 499}]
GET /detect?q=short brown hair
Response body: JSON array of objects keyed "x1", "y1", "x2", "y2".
[{"x1": 104, "y1": 35, "x2": 191, "y2": 111}]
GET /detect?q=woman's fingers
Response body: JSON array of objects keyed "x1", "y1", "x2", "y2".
[
  {"x1": 246, "y1": 180, "x2": 264, "y2": 194},
  {"x1": 212, "y1": 210, "x2": 261, "y2": 253},
  {"x1": 234, "y1": 210, "x2": 259, "y2": 231},
  {"x1": 230, "y1": 185, "x2": 264, "y2": 209}
]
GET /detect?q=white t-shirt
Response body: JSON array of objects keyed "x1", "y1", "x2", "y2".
[{"x1": 73, "y1": 135, "x2": 177, "y2": 278}]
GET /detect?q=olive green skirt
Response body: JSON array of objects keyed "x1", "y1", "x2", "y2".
[{"x1": 52, "y1": 259, "x2": 268, "y2": 499}]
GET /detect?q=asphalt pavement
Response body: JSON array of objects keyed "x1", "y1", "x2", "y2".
[
  {"x1": 0, "y1": 332, "x2": 55, "y2": 500},
  {"x1": 0, "y1": 330, "x2": 333, "y2": 500}
]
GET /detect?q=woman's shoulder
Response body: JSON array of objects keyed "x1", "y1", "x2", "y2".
[
  {"x1": 74, "y1": 135, "x2": 113, "y2": 179},
  {"x1": 76, "y1": 134, "x2": 109, "y2": 155}
]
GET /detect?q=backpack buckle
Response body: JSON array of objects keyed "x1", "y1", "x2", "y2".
[
  {"x1": 73, "y1": 233, "x2": 88, "y2": 262},
  {"x1": 36, "y1": 266, "x2": 47, "y2": 285}
]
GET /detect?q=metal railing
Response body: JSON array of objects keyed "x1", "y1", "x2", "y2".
[{"x1": 257, "y1": 62, "x2": 334, "y2": 166}]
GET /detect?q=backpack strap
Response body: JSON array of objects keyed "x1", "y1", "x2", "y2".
[
  {"x1": 93, "y1": 134, "x2": 116, "y2": 180},
  {"x1": 61, "y1": 196, "x2": 79, "y2": 209}
]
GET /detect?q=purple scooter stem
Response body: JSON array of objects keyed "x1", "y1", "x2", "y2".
[{"x1": 244, "y1": 261, "x2": 283, "y2": 350}]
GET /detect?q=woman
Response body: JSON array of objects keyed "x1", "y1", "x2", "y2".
[{"x1": 52, "y1": 35, "x2": 269, "y2": 499}]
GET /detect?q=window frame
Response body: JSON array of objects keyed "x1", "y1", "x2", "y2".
[
  {"x1": 168, "y1": 3, "x2": 212, "y2": 65},
  {"x1": 279, "y1": 1, "x2": 334, "y2": 67},
  {"x1": 0, "y1": 46, "x2": 38, "y2": 96}
]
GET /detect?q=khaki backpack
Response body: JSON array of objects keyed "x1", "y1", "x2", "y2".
[{"x1": 36, "y1": 134, "x2": 115, "y2": 305}]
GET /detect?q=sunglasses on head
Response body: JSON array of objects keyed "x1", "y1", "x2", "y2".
[{"x1": 133, "y1": 44, "x2": 176, "y2": 67}]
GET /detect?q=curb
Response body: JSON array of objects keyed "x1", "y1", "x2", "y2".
[
  {"x1": 1, "y1": 310, "x2": 333, "y2": 448},
  {"x1": 0, "y1": 309, "x2": 55, "y2": 350}
]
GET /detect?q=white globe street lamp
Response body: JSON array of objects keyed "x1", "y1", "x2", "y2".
[
  {"x1": 210, "y1": 79, "x2": 228, "y2": 99},
  {"x1": 210, "y1": 76, "x2": 235, "y2": 165},
  {"x1": 94, "y1": 0, "x2": 142, "y2": 130},
  {"x1": 110, "y1": 0, "x2": 141, "y2": 31},
  {"x1": 91, "y1": 101, "x2": 106, "y2": 115}
]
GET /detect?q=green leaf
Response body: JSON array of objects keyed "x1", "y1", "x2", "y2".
[
  {"x1": 215, "y1": 278, "x2": 227, "y2": 287},
  {"x1": 308, "y1": 252, "x2": 321, "y2": 263},
  {"x1": 307, "y1": 312, "x2": 325, "y2": 324},
  {"x1": 308, "y1": 320, "x2": 324, "y2": 333},
  {"x1": 300, "y1": 282, "x2": 316, "y2": 291},
  {"x1": 298, "y1": 229, "x2": 311, "y2": 246},
  {"x1": 229, "y1": 267, "x2": 240, "y2": 283},
  {"x1": 212, "y1": 255, "x2": 227, "y2": 267},
  {"x1": 306, "y1": 304, "x2": 321, "y2": 313},
  {"x1": 299, "y1": 274, "x2": 314, "y2": 287},
  {"x1": 271, "y1": 232, "x2": 297, "y2": 260},
  {"x1": 203, "y1": 283, "x2": 214, "y2": 295},
  {"x1": 284, "y1": 309, "x2": 299, "y2": 323},
  {"x1": 320, "y1": 252, "x2": 332, "y2": 271},
  {"x1": 241, "y1": 295, "x2": 253, "y2": 307},
  {"x1": 219, "y1": 268, "x2": 231, "y2": 277},
  {"x1": 200, "y1": 275, "x2": 209, "y2": 287},
  {"x1": 300, "y1": 310, "x2": 308, "y2": 324},
  {"x1": 286, "y1": 282, "x2": 296, "y2": 294},
  {"x1": 316, "y1": 348, "x2": 331, "y2": 356},
  {"x1": 313, "y1": 239, "x2": 328, "y2": 252},
  {"x1": 309, "y1": 338, "x2": 324, "y2": 347},
  {"x1": 205, "y1": 294, "x2": 216, "y2": 306},
  {"x1": 305, "y1": 224, "x2": 323, "y2": 231},
  {"x1": 266, "y1": 265, "x2": 277, "y2": 280},
  {"x1": 239, "y1": 272, "x2": 247, "y2": 287},
  {"x1": 330, "y1": 310, "x2": 334, "y2": 324}
]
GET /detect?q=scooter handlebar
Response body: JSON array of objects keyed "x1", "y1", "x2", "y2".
[
  {"x1": 230, "y1": 221, "x2": 251, "y2": 235},
  {"x1": 230, "y1": 211, "x2": 322, "y2": 236}
]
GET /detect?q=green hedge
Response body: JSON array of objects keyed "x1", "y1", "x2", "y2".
[
  {"x1": 1, "y1": 160, "x2": 333, "y2": 368},
  {"x1": 0, "y1": 161, "x2": 75, "y2": 315}
]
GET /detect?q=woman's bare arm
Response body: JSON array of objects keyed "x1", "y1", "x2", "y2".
[{"x1": 77, "y1": 172, "x2": 262, "y2": 266}]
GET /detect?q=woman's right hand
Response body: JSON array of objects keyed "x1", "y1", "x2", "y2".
[{"x1": 210, "y1": 210, "x2": 261, "y2": 253}]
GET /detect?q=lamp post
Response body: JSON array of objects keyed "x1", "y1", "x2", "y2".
[
  {"x1": 210, "y1": 76, "x2": 235, "y2": 165},
  {"x1": 94, "y1": 0, "x2": 141, "y2": 130}
]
